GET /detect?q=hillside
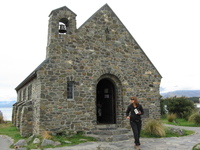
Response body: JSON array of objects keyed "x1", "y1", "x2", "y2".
[
  {"x1": 0, "y1": 100, "x2": 16, "y2": 108},
  {"x1": 161, "y1": 90, "x2": 200, "y2": 98}
]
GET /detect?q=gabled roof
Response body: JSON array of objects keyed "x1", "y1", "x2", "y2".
[
  {"x1": 16, "y1": 4, "x2": 161, "y2": 92},
  {"x1": 49, "y1": 6, "x2": 77, "y2": 17},
  {"x1": 78, "y1": 4, "x2": 162, "y2": 77},
  {"x1": 78, "y1": 4, "x2": 110, "y2": 29}
]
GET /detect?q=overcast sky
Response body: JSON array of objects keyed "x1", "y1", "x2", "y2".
[{"x1": 0, "y1": 0, "x2": 200, "y2": 102}]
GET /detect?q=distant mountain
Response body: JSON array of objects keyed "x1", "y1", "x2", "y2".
[
  {"x1": 0, "y1": 100, "x2": 16, "y2": 108},
  {"x1": 161, "y1": 90, "x2": 200, "y2": 98}
]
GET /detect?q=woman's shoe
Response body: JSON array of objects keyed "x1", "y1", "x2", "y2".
[{"x1": 134, "y1": 145, "x2": 141, "y2": 150}]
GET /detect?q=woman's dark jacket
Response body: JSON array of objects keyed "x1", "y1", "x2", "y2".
[{"x1": 126, "y1": 103, "x2": 144, "y2": 121}]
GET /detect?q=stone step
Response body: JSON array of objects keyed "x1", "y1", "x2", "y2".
[
  {"x1": 87, "y1": 126, "x2": 133, "y2": 142},
  {"x1": 88, "y1": 132, "x2": 133, "y2": 142},
  {"x1": 92, "y1": 128, "x2": 130, "y2": 135},
  {"x1": 96, "y1": 124, "x2": 117, "y2": 128}
]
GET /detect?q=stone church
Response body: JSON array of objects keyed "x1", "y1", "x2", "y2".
[{"x1": 13, "y1": 4, "x2": 162, "y2": 137}]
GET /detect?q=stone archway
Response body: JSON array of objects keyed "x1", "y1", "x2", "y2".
[{"x1": 96, "y1": 78, "x2": 116, "y2": 124}]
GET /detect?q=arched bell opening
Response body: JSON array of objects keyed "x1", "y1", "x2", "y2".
[
  {"x1": 59, "y1": 18, "x2": 69, "y2": 34},
  {"x1": 96, "y1": 78, "x2": 116, "y2": 124}
]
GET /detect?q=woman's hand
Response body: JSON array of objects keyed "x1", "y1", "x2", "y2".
[{"x1": 126, "y1": 116, "x2": 130, "y2": 119}]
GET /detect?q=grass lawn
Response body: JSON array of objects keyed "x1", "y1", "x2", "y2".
[
  {"x1": 0, "y1": 122, "x2": 22, "y2": 142},
  {"x1": 140, "y1": 117, "x2": 197, "y2": 138},
  {"x1": 161, "y1": 116, "x2": 200, "y2": 150},
  {"x1": 140, "y1": 127, "x2": 194, "y2": 138},
  {"x1": 161, "y1": 117, "x2": 200, "y2": 127},
  {"x1": 0, "y1": 120, "x2": 197, "y2": 149},
  {"x1": 0, "y1": 121, "x2": 96, "y2": 149}
]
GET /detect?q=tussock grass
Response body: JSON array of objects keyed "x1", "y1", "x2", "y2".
[
  {"x1": 188, "y1": 113, "x2": 200, "y2": 125},
  {"x1": 143, "y1": 119, "x2": 165, "y2": 137},
  {"x1": 41, "y1": 131, "x2": 52, "y2": 139},
  {"x1": 167, "y1": 113, "x2": 176, "y2": 122}
]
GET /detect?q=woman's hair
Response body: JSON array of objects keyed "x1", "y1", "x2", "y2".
[{"x1": 130, "y1": 96, "x2": 139, "y2": 106}]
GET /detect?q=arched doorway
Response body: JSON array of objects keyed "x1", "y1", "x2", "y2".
[{"x1": 96, "y1": 78, "x2": 116, "y2": 124}]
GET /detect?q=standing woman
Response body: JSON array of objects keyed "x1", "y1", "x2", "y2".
[{"x1": 126, "y1": 96, "x2": 144, "y2": 150}]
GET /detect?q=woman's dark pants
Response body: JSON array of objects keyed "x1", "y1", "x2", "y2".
[{"x1": 130, "y1": 120, "x2": 142, "y2": 146}]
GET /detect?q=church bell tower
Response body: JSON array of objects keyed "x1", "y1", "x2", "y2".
[{"x1": 46, "y1": 6, "x2": 77, "y2": 58}]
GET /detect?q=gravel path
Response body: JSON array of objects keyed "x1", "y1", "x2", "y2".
[
  {"x1": 0, "y1": 135, "x2": 15, "y2": 150},
  {"x1": 45, "y1": 125, "x2": 200, "y2": 150},
  {"x1": 1, "y1": 124, "x2": 200, "y2": 150}
]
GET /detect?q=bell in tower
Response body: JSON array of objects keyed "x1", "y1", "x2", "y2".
[
  {"x1": 59, "y1": 24, "x2": 67, "y2": 33},
  {"x1": 47, "y1": 6, "x2": 77, "y2": 57},
  {"x1": 58, "y1": 18, "x2": 69, "y2": 34}
]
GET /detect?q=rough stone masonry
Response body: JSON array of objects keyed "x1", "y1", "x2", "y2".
[{"x1": 13, "y1": 4, "x2": 162, "y2": 137}]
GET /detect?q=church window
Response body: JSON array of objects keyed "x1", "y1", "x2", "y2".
[
  {"x1": 23, "y1": 88, "x2": 26, "y2": 101},
  {"x1": 28, "y1": 85, "x2": 32, "y2": 100},
  {"x1": 19, "y1": 91, "x2": 22, "y2": 102},
  {"x1": 67, "y1": 81, "x2": 74, "y2": 99},
  {"x1": 105, "y1": 27, "x2": 111, "y2": 41}
]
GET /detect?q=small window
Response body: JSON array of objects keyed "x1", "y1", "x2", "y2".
[
  {"x1": 23, "y1": 88, "x2": 26, "y2": 101},
  {"x1": 19, "y1": 91, "x2": 22, "y2": 102},
  {"x1": 105, "y1": 27, "x2": 111, "y2": 41},
  {"x1": 28, "y1": 85, "x2": 32, "y2": 100},
  {"x1": 67, "y1": 81, "x2": 74, "y2": 99}
]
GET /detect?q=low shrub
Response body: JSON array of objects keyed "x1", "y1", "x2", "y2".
[
  {"x1": 0, "y1": 115, "x2": 4, "y2": 124},
  {"x1": 167, "y1": 96, "x2": 194, "y2": 118},
  {"x1": 41, "y1": 131, "x2": 52, "y2": 139},
  {"x1": 167, "y1": 113, "x2": 176, "y2": 122},
  {"x1": 143, "y1": 119, "x2": 165, "y2": 137},
  {"x1": 193, "y1": 143, "x2": 200, "y2": 150},
  {"x1": 188, "y1": 113, "x2": 200, "y2": 125}
]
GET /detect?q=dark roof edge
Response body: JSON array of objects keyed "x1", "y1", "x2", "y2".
[
  {"x1": 15, "y1": 59, "x2": 49, "y2": 91},
  {"x1": 15, "y1": 71, "x2": 37, "y2": 92},
  {"x1": 49, "y1": 6, "x2": 77, "y2": 17}
]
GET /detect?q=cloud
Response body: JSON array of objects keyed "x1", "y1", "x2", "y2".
[
  {"x1": 1, "y1": 0, "x2": 200, "y2": 101},
  {"x1": 160, "y1": 75, "x2": 200, "y2": 93},
  {"x1": 0, "y1": 87, "x2": 17, "y2": 102}
]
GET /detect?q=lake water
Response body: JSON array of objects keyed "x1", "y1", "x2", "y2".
[{"x1": 0, "y1": 107, "x2": 12, "y2": 121}]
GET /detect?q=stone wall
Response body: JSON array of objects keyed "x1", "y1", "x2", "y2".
[
  {"x1": 14, "y1": 78, "x2": 39, "y2": 136},
  {"x1": 20, "y1": 101, "x2": 33, "y2": 137},
  {"x1": 13, "y1": 4, "x2": 161, "y2": 136},
  {"x1": 39, "y1": 5, "x2": 161, "y2": 134}
]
